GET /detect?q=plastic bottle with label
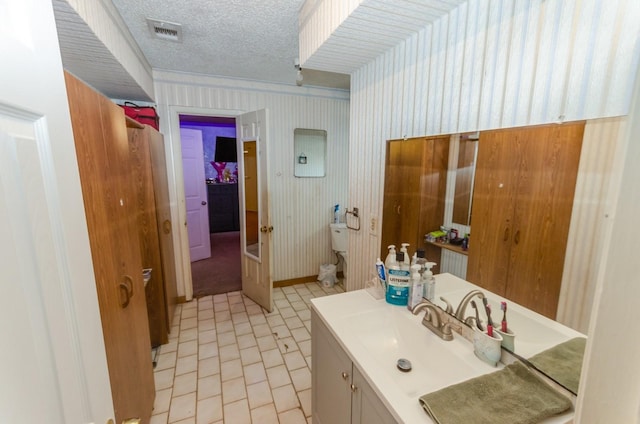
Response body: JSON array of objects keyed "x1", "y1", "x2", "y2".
[
  {"x1": 407, "y1": 264, "x2": 424, "y2": 310},
  {"x1": 422, "y1": 262, "x2": 437, "y2": 301},
  {"x1": 386, "y1": 252, "x2": 410, "y2": 306}
]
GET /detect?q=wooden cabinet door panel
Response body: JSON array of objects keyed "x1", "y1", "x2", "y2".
[
  {"x1": 128, "y1": 125, "x2": 168, "y2": 346},
  {"x1": 65, "y1": 73, "x2": 154, "y2": 424},
  {"x1": 466, "y1": 129, "x2": 517, "y2": 296},
  {"x1": 506, "y1": 123, "x2": 584, "y2": 318},
  {"x1": 381, "y1": 137, "x2": 449, "y2": 262},
  {"x1": 148, "y1": 129, "x2": 178, "y2": 331}
]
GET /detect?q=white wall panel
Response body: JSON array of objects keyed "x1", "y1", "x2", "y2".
[
  {"x1": 54, "y1": 0, "x2": 154, "y2": 100},
  {"x1": 346, "y1": 0, "x2": 639, "y2": 290},
  {"x1": 153, "y1": 70, "x2": 349, "y2": 296}
]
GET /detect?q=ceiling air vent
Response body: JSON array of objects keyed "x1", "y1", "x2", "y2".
[{"x1": 147, "y1": 18, "x2": 183, "y2": 42}]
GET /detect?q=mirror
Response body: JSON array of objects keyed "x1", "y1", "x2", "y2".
[
  {"x1": 451, "y1": 133, "x2": 478, "y2": 226},
  {"x1": 382, "y1": 127, "x2": 590, "y2": 396},
  {"x1": 242, "y1": 140, "x2": 260, "y2": 258},
  {"x1": 294, "y1": 128, "x2": 326, "y2": 177}
]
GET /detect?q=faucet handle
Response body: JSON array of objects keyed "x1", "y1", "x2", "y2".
[{"x1": 439, "y1": 297, "x2": 453, "y2": 314}]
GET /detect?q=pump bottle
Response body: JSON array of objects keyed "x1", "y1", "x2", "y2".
[
  {"x1": 422, "y1": 262, "x2": 437, "y2": 301},
  {"x1": 407, "y1": 264, "x2": 424, "y2": 310},
  {"x1": 400, "y1": 243, "x2": 411, "y2": 267},
  {"x1": 384, "y1": 245, "x2": 397, "y2": 269}
]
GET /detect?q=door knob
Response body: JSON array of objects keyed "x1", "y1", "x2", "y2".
[
  {"x1": 260, "y1": 225, "x2": 274, "y2": 233},
  {"x1": 201, "y1": 200, "x2": 207, "y2": 205}
]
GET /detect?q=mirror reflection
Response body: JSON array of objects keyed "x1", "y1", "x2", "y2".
[
  {"x1": 242, "y1": 140, "x2": 259, "y2": 258},
  {"x1": 451, "y1": 133, "x2": 478, "y2": 226},
  {"x1": 294, "y1": 128, "x2": 327, "y2": 177},
  {"x1": 381, "y1": 123, "x2": 590, "y2": 395}
]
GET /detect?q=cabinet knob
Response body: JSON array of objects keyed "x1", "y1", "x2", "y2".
[
  {"x1": 201, "y1": 200, "x2": 207, "y2": 206},
  {"x1": 341, "y1": 371, "x2": 349, "y2": 380},
  {"x1": 350, "y1": 383, "x2": 358, "y2": 393},
  {"x1": 119, "y1": 275, "x2": 134, "y2": 308}
]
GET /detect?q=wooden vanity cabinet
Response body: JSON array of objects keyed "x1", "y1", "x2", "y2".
[
  {"x1": 312, "y1": 309, "x2": 396, "y2": 424},
  {"x1": 381, "y1": 136, "x2": 450, "y2": 270},
  {"x1": 64, "y1": 72, "x2": 154, "y2": 424},
  {"x1": 466, "y1": 122, "x2": 585, "y2": 319},
  {"x1": 127, "y1": 122, "x2": 178, "y2": 346}
]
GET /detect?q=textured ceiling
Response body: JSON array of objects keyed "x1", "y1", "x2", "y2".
[
  {"x1": 53, "y1": 0, "x2": 465, "y2": 100},
  {"x1": 109, "y1": 0, "x2": 350, "y2": 89}
]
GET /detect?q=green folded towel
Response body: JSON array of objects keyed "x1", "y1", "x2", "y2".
[
  {"x1": 419, "y1": 361, "x2": 572, "y2": 424},
  {"x1": 527, "y1": 337, "x2": 586, "y2": 394}
]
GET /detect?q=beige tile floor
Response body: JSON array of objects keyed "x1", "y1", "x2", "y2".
[{"x1": 150, "y1": 281, "x2": 344, "y2": 424}]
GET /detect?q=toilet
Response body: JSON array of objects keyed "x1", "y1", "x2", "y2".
[{"x1": 330, "y1": 223, "x2": 348, "y2": 280}]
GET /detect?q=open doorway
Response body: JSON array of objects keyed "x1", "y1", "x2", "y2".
[{"x1": 179, "y1": 114, "x2": 242, "y2": 297}]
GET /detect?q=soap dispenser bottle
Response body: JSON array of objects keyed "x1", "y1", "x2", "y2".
[
  {"x1": 384, "y1": 245, "x2": 397, "y2": 269},
  {"x1": 407, "y1": 264, "x2": 424, "y2": 310},
  {"x1": 422, "y1": 262, "x2": 437, "y2": 301},
  {"x1": 400, "y1": 243, "x2": 411, "y2": 267}
]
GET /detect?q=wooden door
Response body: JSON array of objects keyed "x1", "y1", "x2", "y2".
[
  {"x1": 65, "y1": 72, "x2": 155, "y2": 424},
  {"x1": 467, "y1": 129, "x2": 520, "y2": 296},
  {"x1": 506, "y1": 123, "x2": 584, "y2": 318},
  {"x1": 128, "y1": 123, "x2": 169, "y2": 346},
  {"x1": 148, "y1": 128, "x2": 178, "y2": 333}
]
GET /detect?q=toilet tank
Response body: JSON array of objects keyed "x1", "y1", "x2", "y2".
[{"x1": 330, "y1": 223, "x2": 348, "y2": 252}]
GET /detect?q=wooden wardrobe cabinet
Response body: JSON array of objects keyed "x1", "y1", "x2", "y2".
[
  {"x1": 127, "y1": 121, "x2": 178, "y2": 347},
  {"x1": 64, "y1": 72, "x2": 154, "y2": 424},
  {"x1": 466, "y1": 122, "x2": 585, "y2": 319},
  {"x1": 381, "y1": 136, "x2": 449, "y2": 271}
]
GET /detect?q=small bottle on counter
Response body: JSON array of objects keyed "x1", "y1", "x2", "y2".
[
  {"x1": 422, "y1": 262, "x2": 437, "y2": 301},
  {"x1": 407, "y1": 264, "x2": 424, "y2": 311}
]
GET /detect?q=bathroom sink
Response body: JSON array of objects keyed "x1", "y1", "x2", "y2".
[{"x1": 343, "y1": 306, "x2": 491, "y2": 397}]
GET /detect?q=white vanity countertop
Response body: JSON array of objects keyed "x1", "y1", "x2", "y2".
[{"x1": 311, "y1": 273, "x2": 580, "y2": 424}]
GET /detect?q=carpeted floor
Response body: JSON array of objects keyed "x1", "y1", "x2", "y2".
[{"x1": 191, "y1": 231, "x2": 242, "y2": 298}]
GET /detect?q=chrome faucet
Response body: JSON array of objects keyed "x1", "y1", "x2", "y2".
[
  {"x1": 450, "y1": 289, "x2": 486, "y2": 322},
  {"x1": 411, "y1": 300, "x2": 458, "y2": 341}
]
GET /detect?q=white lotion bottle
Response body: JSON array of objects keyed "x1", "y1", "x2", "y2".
[
  {"x1": 408, "y1": 264, "x2": 424, "y2": 310},
  {"x1": 423, "y1": 262, "x2": 437, "y2": 301},
  {"x1": 384, "y1": 245, "x2": 397, "y2": 269}
]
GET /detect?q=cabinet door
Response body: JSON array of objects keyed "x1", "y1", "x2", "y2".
[
  {"x1": 506, "y1": 123, "x2": 584, "y2": 318},
  {"x1": 467, "y1": 123, "x2": 584, "y2": 318},
  {"x1": 351, "y1": 366, "x2": 397, "y2": 424},
  {"x1": 148, "y1": 128, "x2": 178, "y2": 331},
  {"x1": 466, "y1": 129, "x2": 518, "y2": 296},
  {"x1": 312, "y1": 310, "x2": 352, "y2": 424},
  {"x1": 128, "y1": 125, "x2": 170, "y2": 346},
  {"x1": 381, "y1": 136, "x2": 449, "y2": 264},
  {"x1": 65, "y1": 72, "x2": 155, "y2": 423}
]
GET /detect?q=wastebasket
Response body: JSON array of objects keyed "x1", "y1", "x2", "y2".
[{"x1": 317, "y1": 263, "x2": 338, "y2": 288}]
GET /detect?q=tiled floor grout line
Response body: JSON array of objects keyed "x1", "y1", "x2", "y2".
[{"x1": 150, "y1": 281, "x2": 344, "y2": 424}]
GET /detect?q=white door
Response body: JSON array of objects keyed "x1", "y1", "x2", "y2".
[
  {"x1": 181, "y1": 128, "x2": 211, "y2": 261},
  {"x1": 237, "y1": 109, "x2": 273, "y2": 311},
  {"x1": 0, "y1": 0, "x2": 114, "y2": 423}
]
